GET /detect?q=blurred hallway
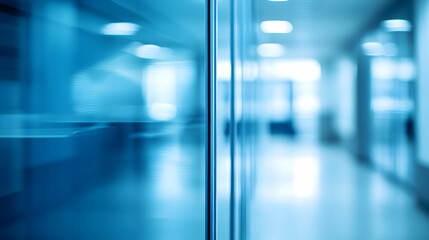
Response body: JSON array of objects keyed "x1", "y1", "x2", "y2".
[
  {"x1": 251, "y1": 136, "x2": 429, "y2": 240},
  {"x1": 1, "y1": 0, "x2": 429, "y2": 239}
]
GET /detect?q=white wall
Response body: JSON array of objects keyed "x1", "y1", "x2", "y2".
[{"x1": 319, "y1": 56, "x2": 356, "y2": 142}]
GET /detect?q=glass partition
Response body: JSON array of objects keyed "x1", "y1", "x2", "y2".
[
  {"x1": 0, "y1": 0, "x2": 207, "y2": 239},
  {"x1": 360, "y1": 1, "x2": 415, "y2": 184}
]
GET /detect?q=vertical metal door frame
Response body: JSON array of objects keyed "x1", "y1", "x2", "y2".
[
  {"x1": 207, "y1": 0, "x2": 217, "y2": 239},
  {"x1": 230, "y1": 0, "x2": 237, "y2": 239}
]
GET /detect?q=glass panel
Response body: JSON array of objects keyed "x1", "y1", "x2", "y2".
[
  {"x1": 216, "y1": 0, "x2": 257, "y2": 239},
  {"x1": 365, "y1": 2, "x2": 415, "y2": 184},
  {"x1": 0, "y1": 0, "x2": 206, "y2": 239},
  {"x1": 216, "y1": 0, "x2": 232, "y2": 239}
]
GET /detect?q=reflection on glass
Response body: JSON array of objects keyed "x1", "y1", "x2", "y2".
[
  {"x1": 363, "y1": 3, "x2": 415, "y2": 184},
  {"x1": 216, "y1": 0, "x2": 232, "y2": 239},
  {"x1": 0, "y1": 0, "x2": 206, "y2": 239}
]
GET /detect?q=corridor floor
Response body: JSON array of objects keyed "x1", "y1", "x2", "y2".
[{"x1": 250, "y1": 136, "x2": 429, "y2": 240}]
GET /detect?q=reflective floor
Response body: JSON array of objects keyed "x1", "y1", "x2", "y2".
[
  {"x1": 250, "y1": 135, "x2": 429, "y2": 240},
  {"x1": 0, "y1": 123, "x2": 205, "y2": 240},
  {"x1": 2, "y1": 129, "x2": 429, "y2": 240}
]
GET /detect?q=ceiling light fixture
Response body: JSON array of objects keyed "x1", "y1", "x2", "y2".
[
  {"x1": 257, "y1": 43, "x2": 285, "y2": 57},
  {"x1": 381, "y1": 19, "x2": 412, "y2": 32},
  {"x1": 362, "y1": 42, "x2": 384, "y2": 56},
  {"x1": 260, "y1": 21, "x2": 293, "y2": 33},
  {"x1": 135, "y1": 44, "x2": 172, "y2": 59},
  {"x1": 102, "y1": 22, "x2": 140, "y2": 35}
]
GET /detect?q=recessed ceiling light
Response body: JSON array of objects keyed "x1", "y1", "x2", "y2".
[
  {"x1": 362, "y1": 42, "x2": 384, "y2": 56},
  {"x1": 382, "y1": 19, "x2": 412, "y2": 32},
  {"x1": 260, "y1": 21, "x2": 293, "y2": 33},
  {"x1": 102, "y1": 22, "x2": 140, "y2": 35},
  {"x1": 135, "y1": 44, "x2": 172, "y2": 59},
  {"x1": 257, "y1": 43, "x2": 285, "y2": 57}
]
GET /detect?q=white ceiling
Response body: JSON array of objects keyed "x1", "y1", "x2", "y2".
[{"x1": 255, "y1": 0, "x2": 397, "y2": 59}]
